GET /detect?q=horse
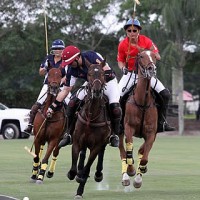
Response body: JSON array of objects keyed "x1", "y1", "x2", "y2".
[
  {"x1": 119, "y1": 50, "x2": 158, "y2": 188},
  {"x1": 67, "y1": 60, "x2": 111, "y2": 199},
  {"x1": 30, "y1": 68, "x2": 67, "y2": 184}
]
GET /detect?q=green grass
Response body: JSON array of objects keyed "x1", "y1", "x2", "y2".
[{"x1": 0, "y1": 135, "x2": 200, "y2": 200}]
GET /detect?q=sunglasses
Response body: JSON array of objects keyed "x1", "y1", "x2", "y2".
[{"x1": 127, "y1": 29, "x2": 138, "y2": 33}]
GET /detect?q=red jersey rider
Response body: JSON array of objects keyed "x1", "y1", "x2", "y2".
[{"x1": 117, "y1": 19, "x2": 175, "y2": 132}]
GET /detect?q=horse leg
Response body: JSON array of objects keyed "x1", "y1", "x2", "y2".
[
  {"x1": 78, "y1": 148, "x2": 87, "y2": 172},
  {"x1": 94, "y1": 145, "x2": 106, "y2": 182},
  {"x1": 133, "y1": 135, "x2": 155, "y2": 188},
  {"x1": 39, "y1": 144, "x2": 44, "y2": 160},
  {"x1": 36, "y1": 142, "x2": 56, "y2": 184},
  {"x1": 75, "y1": 182, "x2": 86, "y2": 199},
  {"x1": 120, "y1": 134, "x2": 136, "y2": 177},
  {"x1": 67, "y1": 140, "x2": 80, "y2": 180},
  {"x1": 76, "y1": 147, "x2": 100, "y2": 184},
  {"x1": 30, "y1": 140, "x2": 41, "y2": 182},
  {"x1": 75, "y1": 147, "x2": 100, "y2": 199},
  {"x1": 119, "y1": 134, "x2": 129, "y2": 186},
  {"x1": 46, "y1": 145, "x2": 60, "y2": 178}
]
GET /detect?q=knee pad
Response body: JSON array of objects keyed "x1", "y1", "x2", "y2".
[{"x1": 110, "y1": 103, "x2": 122, "y2": 120}]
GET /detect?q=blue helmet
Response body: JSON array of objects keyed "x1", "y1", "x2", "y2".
[
  {"x1": 51, "y1": 39, "x2": 65, "y2": 50},
  {"x1": 124, "y1": 19, "x2": 142, "y2": 30}
]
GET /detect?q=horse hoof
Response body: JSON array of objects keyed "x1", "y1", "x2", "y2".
[
  {"x1": 133, "y1": 174, "x2": 142, "y2": 188},
  {"x1": 36, "y1": 179, "x2": 44, "y2": 184},
  {"x1": 94, "y1": 172, "x2": 103, "y2": 182},
  {"x1": 74, "y1": 195, "x2": 83, "y2": 199},
  {"x1": 46, "y1": 171, "x2": 54, "y2": 178},
  {"x1": 127, "y1": 165, "x2": 136, "y2": 177},
  {"x1": 67, "y1": 170, "x2": 76, "y2": 180},
  {"x1": 122, "y1": 173, "x2": 130, "y2": 186}
]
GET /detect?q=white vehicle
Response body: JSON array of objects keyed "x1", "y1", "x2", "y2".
[{"x1": 0, "y1": 103, "x2": 30, "y2": 139}]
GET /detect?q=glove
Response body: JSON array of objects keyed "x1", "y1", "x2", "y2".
[
  {"x1": 122, "y1": 67, "x2": 128, "y2": 75},
  {"x1": 46, "y1": 106, "x2": 55, "y2": 118},
  {"x1": 44, "y1": 59, "x2": 48, "y2": 69},
  {"x1": 44, "y1": 59, "x2": 51, "y2": 71}
]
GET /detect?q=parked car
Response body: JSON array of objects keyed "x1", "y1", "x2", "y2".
[{"x1": 0, "y1": 103, "x2": 30, "y2": 139}]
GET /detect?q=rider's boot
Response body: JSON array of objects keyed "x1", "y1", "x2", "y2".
[
  {"x1": 24, "y1": 102, "x2": 41, "y2": 135},
  {"x1": 109, "y1": 103, "x2": 122, "y2": 147},
  {"x1": 58, "y1": 96, "x2": 81, "y2": 148},
  {"x1": 157, "y1": 89, "x2": 176, "y2": 132}
]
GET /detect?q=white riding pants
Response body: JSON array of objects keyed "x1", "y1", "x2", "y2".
[
  {"x1": 118, "y1": 72, "x2": 165, "y2": 97},
  {"x1": 76, "y1": 78, "x2": 120, "y2": 104},
  {"x1": 37, "y1": 84, "x2": 71, "y2": 105}
]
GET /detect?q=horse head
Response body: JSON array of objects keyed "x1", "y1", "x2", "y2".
[
  {"x1": 87, "y1": 60, "x2": 106, "y2": 99},
  {"x1": 47, "y1": 68, "x2": 62, "y2": 96},
  {"x1": 137, "y1": 50, "x2": 157, "y2": 79}
]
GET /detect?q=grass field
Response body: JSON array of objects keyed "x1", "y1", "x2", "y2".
[{"x1": 0, "y1": 135, "x2": 200, "y2": 200}]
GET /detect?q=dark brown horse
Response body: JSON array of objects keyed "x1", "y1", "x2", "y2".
[
  {"x1": 30, "y1": 68, "x2": 66, "y2": 184},
  {"x1": 120, "y1": 50, "x2": 158, "y2": 188},
  {"x1": 67, "y1": 60, "x2": 111, "y2": 198}
]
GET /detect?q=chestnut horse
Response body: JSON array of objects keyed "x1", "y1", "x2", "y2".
[
  {"x1": 119, "y1": 50, "x2": 158, "y2": 188},
  {"x1": 67, "y1": 60, "x2": 111, "y2": 198},
  {"x1": 30, "y1": 68, "x2": 66, "y2": 184}
]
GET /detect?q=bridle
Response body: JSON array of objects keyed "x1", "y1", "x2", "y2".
[
  {"x1": 137, "y1": 53, "x2": 157, "y2": 80},
  {"x1": 87, "y1": 66, "x2": 105, "y2": 99}
]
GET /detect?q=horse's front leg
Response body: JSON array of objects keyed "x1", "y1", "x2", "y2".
[
  {"x1": 67, "y1": 140, "x2": 80, "y2": 180},
  {"x1": 36, "y1": 142, "x2": 56, "y2": 184},
  {"x1": 46, "y1": 143, "x2": 60, "y2": 179},
  {"x1": 94, "y1": 145, "x2": 106, "y2": 182},
  {"x1": 122, "y1": 124, "x2": 135, "y2": 186},
  {"x1": 133, "y1": 134, "x2": 155, "y2": 188},
  {"x1": 30, "y1": 142, "x2": 43, "y2": 182},
  {"x1": 76, "y1": 146, "x2": 100, "y2": 184}
]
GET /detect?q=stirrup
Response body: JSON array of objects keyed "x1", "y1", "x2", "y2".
[
  {"x1": 109, "y1": 135, "x2": 119, "y2": 147},
  {"x1": 58, "y1": 134, "x2": 72, "y2": 148},
  {"x1": 164, "y1": 122, "x2": 176, "y2": 131}
]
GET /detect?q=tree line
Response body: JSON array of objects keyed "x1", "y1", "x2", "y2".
[{"x1": 0, "y1": 0, "x2": 200, "y2": 109}]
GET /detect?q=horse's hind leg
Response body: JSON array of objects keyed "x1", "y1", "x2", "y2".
[{"x1": 94, "y1": 145, "x2": 106, "y2": 182}]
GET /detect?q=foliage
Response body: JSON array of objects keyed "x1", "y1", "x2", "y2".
[{"x1": 0, "y1": 0, "x2": 200, "y2": 108}]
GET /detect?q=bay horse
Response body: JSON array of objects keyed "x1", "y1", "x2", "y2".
[
  {"x1": 67, "y1": 60, "x2": 111, "y2": 199},
  {"x1": 120, "y1": 50, "x2": 158, "y2": 188},
  {"x1": 30, "y1": 68, "x2": 66, "y2": 184}
]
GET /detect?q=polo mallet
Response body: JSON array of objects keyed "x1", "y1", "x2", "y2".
[
  {"x1": 24, "y1": 118, "x2": 47, "y2": 158},
  {"x1": 43, "y1": 0, "x2": 49, "y2": 55}
]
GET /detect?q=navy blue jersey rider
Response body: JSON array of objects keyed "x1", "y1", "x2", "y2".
[
  {"x1": 46, "y1": 45, "x2": 122, "y2": 148},
  {"x1": 24, "y1": 39, "x2": 71, "y2": 135}
]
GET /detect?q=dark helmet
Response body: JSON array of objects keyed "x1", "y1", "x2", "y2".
[
  {"x1": 124, "y1": 19, "x2": 142, "y2": 30},
  {"x1": 51, "y1": 39, "x2": 65, "y2": 50},
  {"x1": 61, "y1": 45, "x2": 81, "y2": 66}
]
